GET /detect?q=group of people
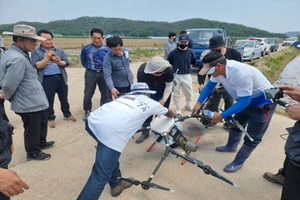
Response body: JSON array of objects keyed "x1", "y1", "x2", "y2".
[{"x1": 0, "y1": 24, "x2": 299, "y2": 200}]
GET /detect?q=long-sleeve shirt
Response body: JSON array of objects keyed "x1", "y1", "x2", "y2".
[
  {"x1": 103, "y1": 48, "x2": 133, "y2": 90},
  {"x1": 80, "y1": 43, "x2": 109, "y2": 70}
]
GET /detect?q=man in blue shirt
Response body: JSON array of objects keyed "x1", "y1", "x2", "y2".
[{"x1": 81, "y1": 29, "x2": 112, "y2": 121}]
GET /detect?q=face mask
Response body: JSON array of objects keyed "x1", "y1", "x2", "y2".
[
  {"x1": 213, "y1": 48, "x2": 222, "y2": 53},
  {"x1": 178, "y1": 44, "x2": 187, "y2": 49}
]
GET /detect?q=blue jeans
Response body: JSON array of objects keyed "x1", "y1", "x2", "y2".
[
  {"x1": 77, "y1": 122, "x2": 121, "y2": 200},
  {"x1": 232, "y1": 103, "x2": 276, "y2": 147}
]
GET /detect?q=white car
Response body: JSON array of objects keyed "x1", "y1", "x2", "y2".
[
  {"x1": 282, "y1": 37, "x2": 298, "y2": 46},
  {"x1": 253, "y1": 38, "x2": 272, "y2": 56},
  {"x1": 236, "y1": 39, "x2": 262, "y2": 61}
]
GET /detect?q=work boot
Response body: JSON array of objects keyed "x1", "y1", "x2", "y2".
[
  {"x1": 215, "y1": 130, "x2": 243, "y2": 152},
  {"x1": 136, "y1": 129, "x2": 150, "y2": 143},
  {"x1": 263, "y1": 169, "x2": 285, "y2": 185},
  {"x1": 111, "y1": 178, "x2": 134, "y2": 197},
  {"x1": 223, "y1": 144, "x2": 255, "y2": 172}
]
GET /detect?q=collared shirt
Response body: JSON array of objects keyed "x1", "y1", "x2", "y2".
[
  {"x1": 103, "y1": 48, "x2": 133, "y2": 90},
  {"x1": 80, "y1": 43, "x2": 109, "y2": 70},
  {"x1": 40, "y1": 46, "x2": 61, "y2": 75}
]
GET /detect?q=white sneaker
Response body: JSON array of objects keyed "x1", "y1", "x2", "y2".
[
  {"x1": 184, "y1": 105, "x2": 192, "y2": 111},
  {"x1": 175, "y1": 108, "x2": 181, "y2": 115}
]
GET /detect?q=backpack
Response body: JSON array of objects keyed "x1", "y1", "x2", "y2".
[{"x1": 0, "y1": 104, "x2": 13, "y2": 168}]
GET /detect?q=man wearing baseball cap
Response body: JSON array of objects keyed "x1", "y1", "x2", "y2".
[
  {"x1": 0, "y1": 25, "x2": 55, "y2": 161},
  {"x1": 197, "y1": 35, "x2": 242, "y2": 130},
  {"x1": 78, "y1": 82, "x2": 176, "y2": 199},
  {"x1": 167, "y1": 34, "x2": 196, "y2": 116},
  {"x1": 192, "y1": 51, "x2": 276, "y2": 173}
]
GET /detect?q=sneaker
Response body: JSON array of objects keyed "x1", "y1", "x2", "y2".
[
  {"x1": 39, "y1": 141, "x2": 55, "y2": 150},
  {"x1": 184, "y1": 104, "x2": 192, "y2": 111},
  {"x1": 64, "y1": 115, "x2": 76, "y2": 122},
  {"x1": 175, "y1": 108, "x2": 181, "y2": 115},
  {"x1": 27, "y1": 151, "x2": 51, "y2": 161},
  {"x1": 83, "y1": 110, "x2": 91, "y2": 121},
  {"x1": 111, "y1": 178, "x2": 134, "y2": 197},
  {"x1": 263, "y1": 171, "x2": 285, "y2": 185},
  {"x1": 48, "y1": 120, "x2": 55, "y2": 128}
]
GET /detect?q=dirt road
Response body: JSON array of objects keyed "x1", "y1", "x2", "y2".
[{"x1": 6, "y1": 62, "x2": 291, "y2": 200}]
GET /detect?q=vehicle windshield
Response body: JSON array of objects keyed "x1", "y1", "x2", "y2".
[
  {"x1": 285, "y1": 38, "x2": 295, "y2": 41},
  {"x1": 187, "y1": 30, "x2": 213, "y2": 45},
  {"x1": 236, "y1": 41, "x2": 254, "y2": 48}
]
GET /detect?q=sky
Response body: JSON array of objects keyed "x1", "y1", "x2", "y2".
[{"x1": 0, "y1": 0, "x2": 299, "y2": 34}]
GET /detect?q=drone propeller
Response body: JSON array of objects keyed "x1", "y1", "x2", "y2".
[
  {"x1": 121, "y1": 178, "x2": 174, "y2": 192},
  {"x1": 182, "y1": 153, "x2": 238, "y2": 188}
]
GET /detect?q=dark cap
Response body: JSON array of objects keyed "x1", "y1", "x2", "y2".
[
  {"x1": 178, "y1": 34, "x2": 189, "y2": 42},
  {"x1": 209, "y1": 35, "x2": 225, "y2": 49}
]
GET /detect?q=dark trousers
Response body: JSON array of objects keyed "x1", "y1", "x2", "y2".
[
  {"x1": 0, "y1": 99, "x2": 9, "y2": 122},
  {"x1": 281, "y1": 156, "x2": 300, "y2": 200},
  {"x1": 115, "y1": 86, "x2": 131, "y2": 97},
  {"x1": 205, "y1": 89, "x2": 234, "y2": 113},
  {"x1": 15, "y1": 110, "x2": 48, "y2": 155},
  {"x1": 83, "y1": 69, "x2": 112, "y2": 111},
  {"x1": 143, "y1": 88, "x2": 171, "y2": 126},
  {"x1": 43, "y1": 75, "x2": 71, "y2": 121}
]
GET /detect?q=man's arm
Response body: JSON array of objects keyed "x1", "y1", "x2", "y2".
[
  {"x1": 0, "y1": 168, "x2": 29, "y2": 197},
  {"x1": 164, "y1": 109, "x2": 176, "y2": 118}
]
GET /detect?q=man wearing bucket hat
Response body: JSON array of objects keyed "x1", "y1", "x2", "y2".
[
  {"x1": 192, "y1": 51, "x2": 276, "y2": 173},
  {"x1": 135, "y1": 56, "x2": 174, "y2": 143},
  {"x1": 77, "y1": 82, "x2": 176, "y2": 199},
  {"x1": 0, "y1": 25, "x2": 55, "y2": 161},
  {"x1": 197, "y1": 35, "x2": 242, "y2": 130}
]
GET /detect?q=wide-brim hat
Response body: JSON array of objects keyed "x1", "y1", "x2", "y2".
[
  {"x1": 127, "y1": 82, "x2": 156, "y2": 94},
  {"x1": 2, "y1": 24, "x2": 46, "y2": 41},
  {"x1": 144, "y1": 56, "x2": 171, "y2": 74}
]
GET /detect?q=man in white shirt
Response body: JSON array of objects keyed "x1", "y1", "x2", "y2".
[{"x1": 77, "y1": 83, "x2": 176, "y2": 199}]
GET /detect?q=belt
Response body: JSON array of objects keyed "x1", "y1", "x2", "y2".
[
  {"x1": 44, "y1": 74, "x2": 61, "y2": 77},
  {"x1": 86, "y1": 68, "x2": 103, "y2": 73}
]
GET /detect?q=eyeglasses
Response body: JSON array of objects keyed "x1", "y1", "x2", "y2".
[{"x1": 154, "y1": 71, "x2": 166, "y2": 75}]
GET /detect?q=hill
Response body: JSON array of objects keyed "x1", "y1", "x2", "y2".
[{"x1": 0, "y1": 16, "x2": 288, "y2": 38}]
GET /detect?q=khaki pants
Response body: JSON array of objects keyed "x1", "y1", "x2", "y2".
[{"x1": 172, "y1": 74, "x2": 193, "y2": 107}]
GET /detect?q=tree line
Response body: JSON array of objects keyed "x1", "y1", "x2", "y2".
[{"x1": 0, "y1": 16, "x2": 288, "y2": 38}]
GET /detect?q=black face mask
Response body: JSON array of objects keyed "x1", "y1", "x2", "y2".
[
  {"x1": 178, "y1": 44, "x2": 187, "y2": 49},
  {"x1": 213, "y1": 48, "x2": 222, "y2": 52}
]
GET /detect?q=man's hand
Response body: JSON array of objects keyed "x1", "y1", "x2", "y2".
[
  {"x1": 192, "y1": 102, "x2": 201, "y2": 114},
  {"x1": 210, "y1": 112, "x2": 224, "y2": 123},
  {"x1": 279, "y1": 85, "x2": 300, "y2": 102},
  {"x1": 285, "y1": 104, "x2": 300, "y2": 120},
  {"x1": 0, "y1": 90, "x2": 4, "y2": 99},
  {"x1": 0, "y1": 168, "x2": 29, "y2": 197},
  {"x1": 111, "y1": 88, "x2": 119, "y2": 98},
  {"x1": 197, "y1": 84, "x2": 204, "y2": 93}
]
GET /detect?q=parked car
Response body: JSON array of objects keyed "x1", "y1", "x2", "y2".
[
  {"x1": 267, "y1": 38, "x2": 279, "y2": 52},
  {"x1": 236, "y1": 39, "x2": 262, "y2": 61},
  {"x1": 282, "y1": 37, "x2": 298, "y2": 46},
  {"x1": 251, "y1": 37, "x2": 271, "y2": 56}
]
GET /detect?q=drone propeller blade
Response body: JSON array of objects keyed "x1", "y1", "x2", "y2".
[
  {"x1": 142, "y1": 181, "x2": 174, "y2": 192},
  {"x1": 183, "y1": 153, "x2": 238, "y2": 187},
  {"x1": 121, "y1": 178, "x2": 174, "y2": 192}
]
